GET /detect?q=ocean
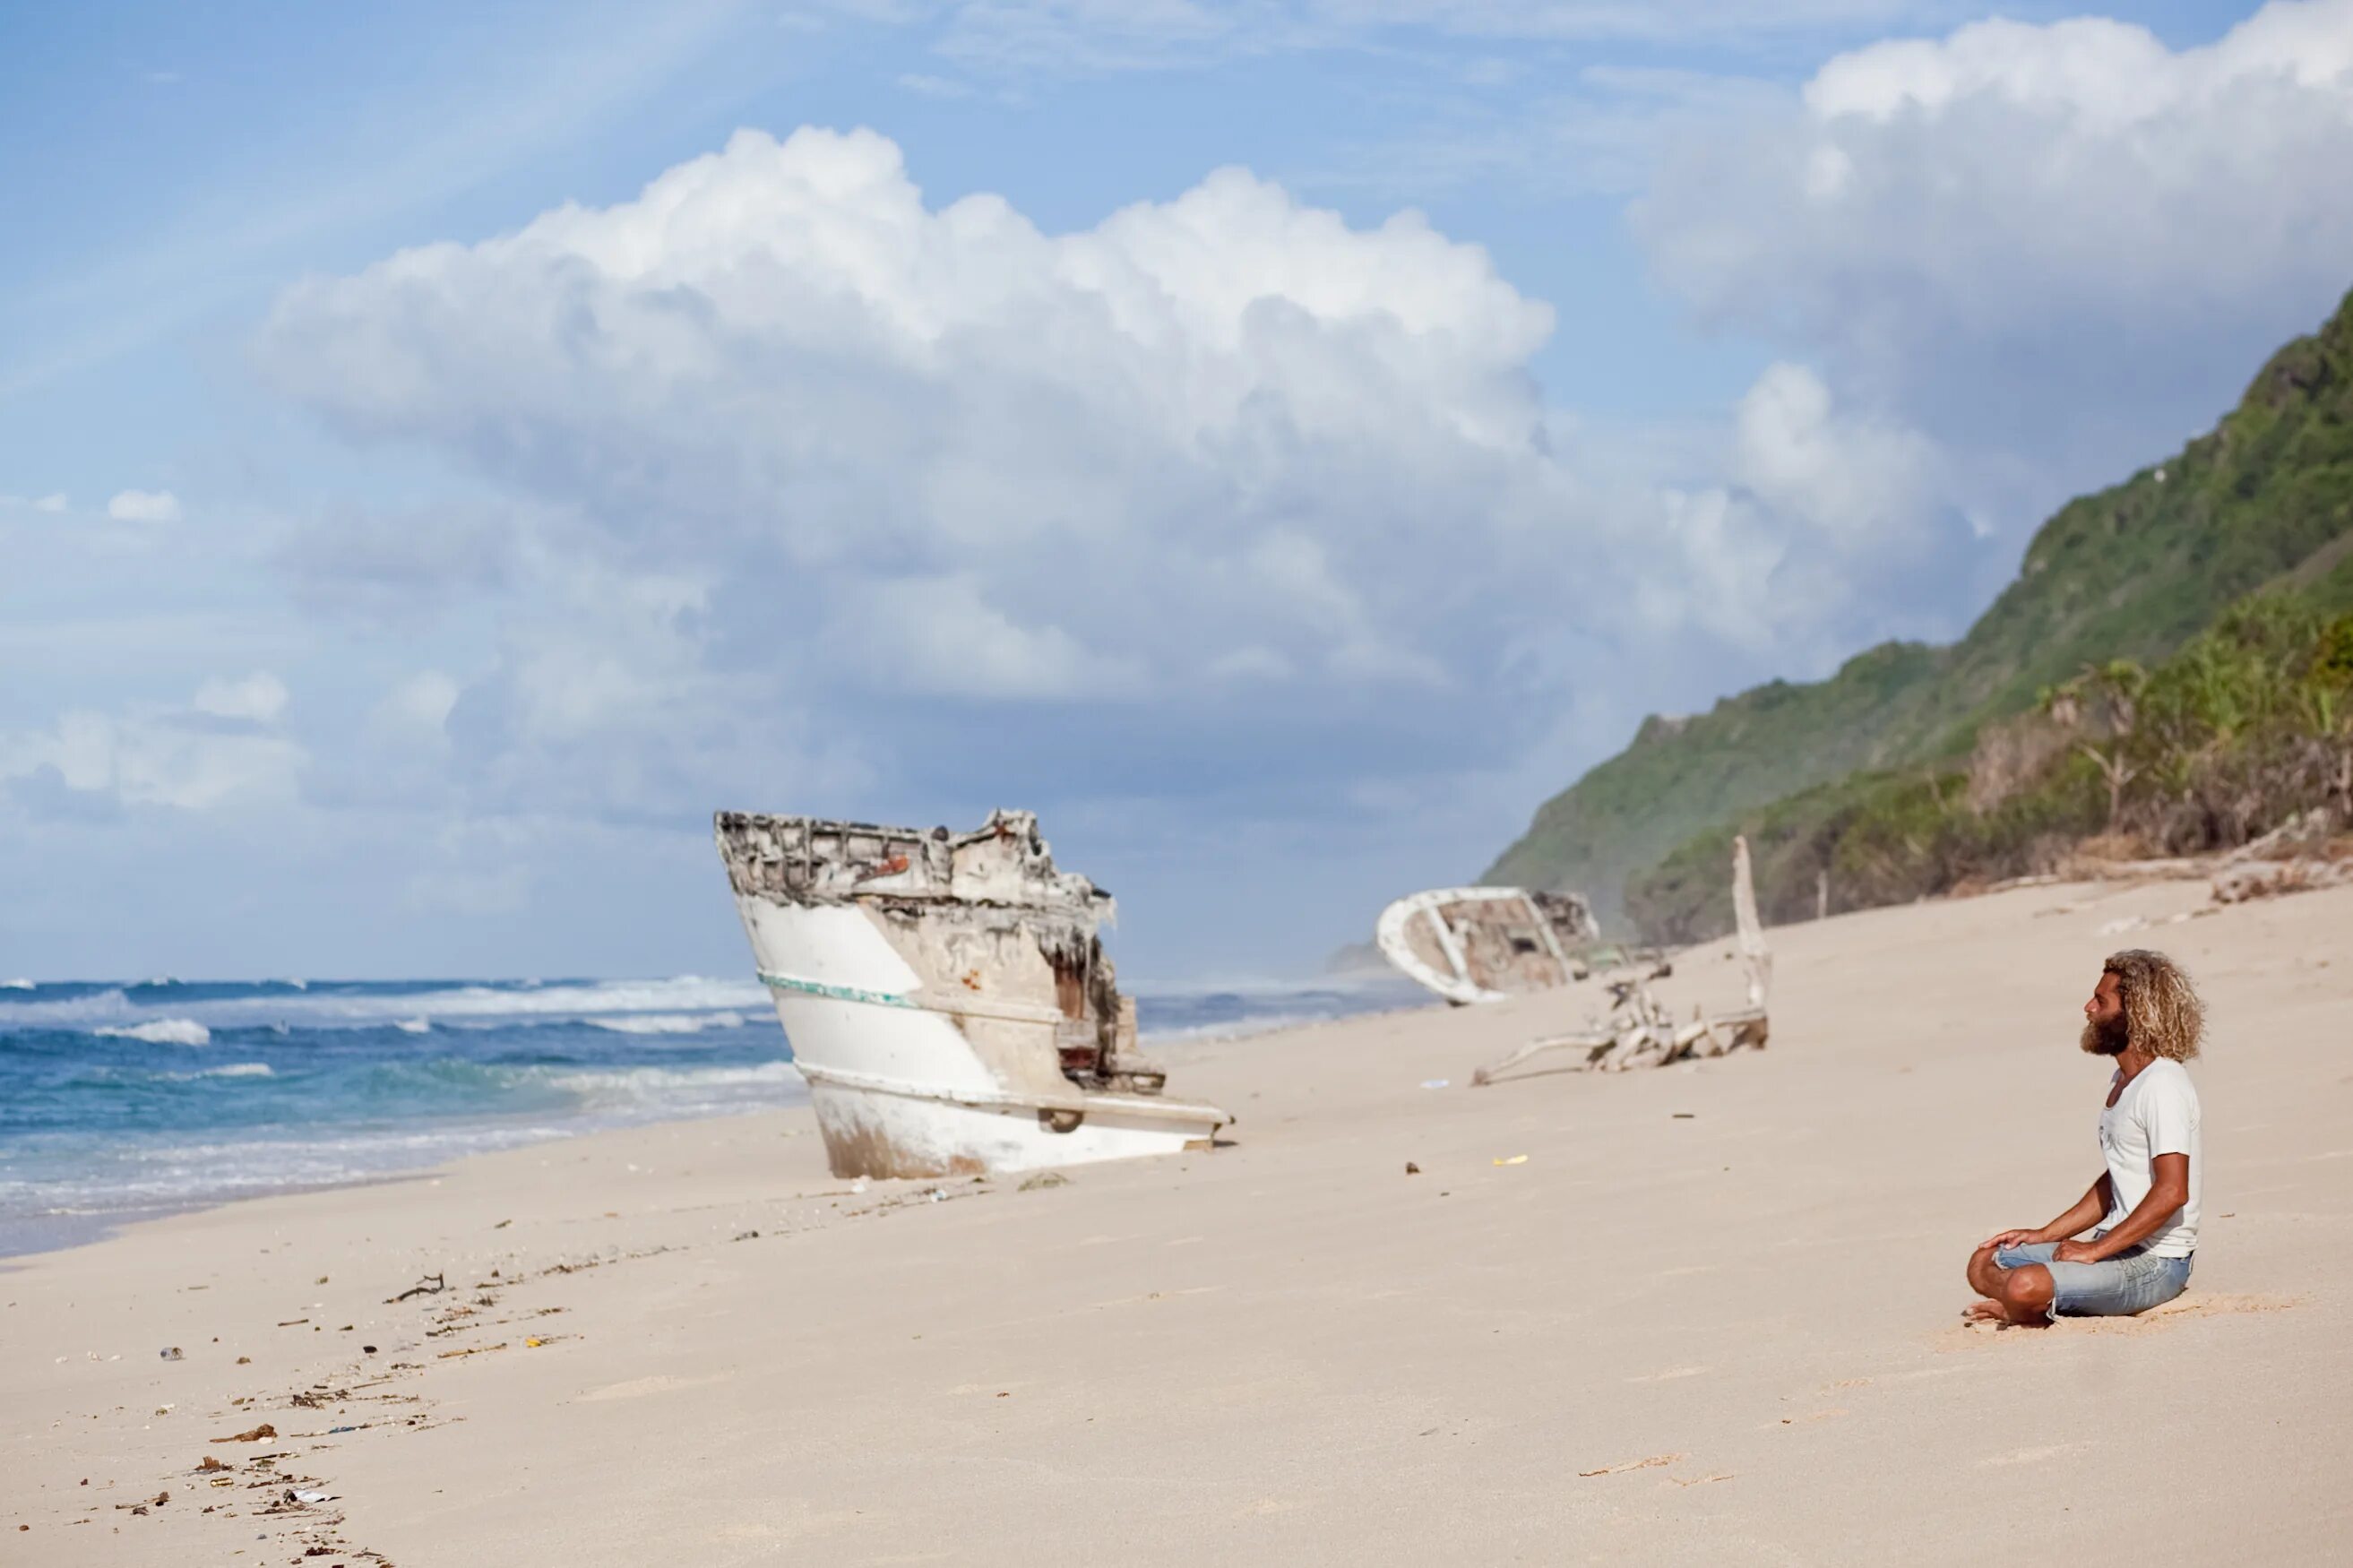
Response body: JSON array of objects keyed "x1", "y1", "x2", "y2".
[{"x1": 0, "y1": 971, "x2": 1425, "y2": 1256}]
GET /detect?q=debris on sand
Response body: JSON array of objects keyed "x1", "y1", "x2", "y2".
[
  {"x1": 388, "y1": 1272, "x2": 447, "y2": 1303},
  {"x1": 211, "y1": 1424, "x2": 277, "y2": 1443},
  {"x1": 1472, "y1": 838, "x2": 1771, "y2": 1084},
  {"x1": 1018, "y1": 1170, "x2": 1070, "y2": 1192}
]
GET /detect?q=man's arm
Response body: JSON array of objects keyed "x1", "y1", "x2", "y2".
[
  {"x1": 2054, "y1": 1154, "x2": 2186, "y2": 1262},
  {"x1": 1982, "y1": 1173, "x2": 2113, "y2": 1251}
]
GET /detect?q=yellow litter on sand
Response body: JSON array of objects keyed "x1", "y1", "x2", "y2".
[
  {"x1": 525, "y1": 1337, "x2": 547, "y2": 1348},
  {"x1": 1494, "y1": 1155, "x2": 1528, "y2": 1166}
]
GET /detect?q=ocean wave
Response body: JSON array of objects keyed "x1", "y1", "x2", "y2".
[
  {"x1": 93, "y1": 1019, "x2": 212, "y2": 1047},
  {"x1": 0, "y1": 975, "x2": 771, "y2": 1038},
  {"x1": 584, "y1": 1011, "x2": 746, "y2": 1036},
  {"x1": 394, "y1": 1018, "x2": 431, "y2": 1034},
  {"x1": 2, "y1": 1122, "x2": 579, "y2": 1215},
  {"x1": 1, "y1": 978, "x2": 32, "y2": 991},
  {"x1": 546, "y1": 1060, "x2": 804, "y2": 1106},
  {"x1": 381, "y1": 977, "x2": 769, "y2": 1021},
  {"x1": 114, "y1": 1061, "x2": 276, "y2": 1082}
]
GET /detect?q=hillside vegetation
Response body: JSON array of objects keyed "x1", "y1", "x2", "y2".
[
  {"x1": 1486, "y1": 283, "x2": 2353, "y2": 934},
  {"x1": 1628, "y1": 589, "x2": 2353, "y2": 941}
]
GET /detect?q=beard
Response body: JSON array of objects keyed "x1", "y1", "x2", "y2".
[{"x1": 2081, "y1": 1011, "x2": 2132, "y2": 1056}]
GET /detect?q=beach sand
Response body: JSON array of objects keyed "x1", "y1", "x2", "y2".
[{"x1": 6, "y1": 874, "x2": 2349, "y2": 1564}]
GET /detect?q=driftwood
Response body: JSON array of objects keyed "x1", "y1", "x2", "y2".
[
  {"x1": 1472, "y1": 837, "x2": 1771, "y2": 1085},
  {"x1": 2211, "y1": 857, "x2": 2353, "y2": 904},
  {"x1": 387, "y1": 1272, "x2": 447, "y2": 1304}
]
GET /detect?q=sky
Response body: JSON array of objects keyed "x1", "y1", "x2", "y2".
[{"x1": 6, "y1": 0, "x2": 2353, "y2": 984}]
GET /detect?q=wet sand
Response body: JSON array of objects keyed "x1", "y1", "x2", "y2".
[{"x1": 6, "y1": 874, "x2": 2349, "y2": 1564}]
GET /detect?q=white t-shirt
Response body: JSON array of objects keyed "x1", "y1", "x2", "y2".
[{"x1": 2098, "y1": 1057, "x2": 2202, "y2": 1257}]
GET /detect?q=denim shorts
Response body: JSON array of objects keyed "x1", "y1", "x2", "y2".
[{"x1": 1994, "y1": 1236, "x2": 2193, "y2": 1317}]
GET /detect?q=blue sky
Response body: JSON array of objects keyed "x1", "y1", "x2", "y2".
[{"x1": 5, "y1": 0, "x2": 2349, "y2": 983}]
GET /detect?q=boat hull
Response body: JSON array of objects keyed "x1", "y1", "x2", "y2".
[
  {"x1": 1375, "y1": 885, "x2": 1597, "y2": 1004},
  {"x1": 717, "y1": 814, "x2": 1229, "y2": 1179}
]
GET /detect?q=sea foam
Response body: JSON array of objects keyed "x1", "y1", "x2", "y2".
[
  {"x1": 94, "y1": 1019, "x2": 212, "y2": 1047},
  {"x1": 585, "y1": 1012, "x2": 746, "y2": 1035}
]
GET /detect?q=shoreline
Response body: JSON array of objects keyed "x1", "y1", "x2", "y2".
[
  {"x1": 8, "y1": 874, "x2": 2349, "y2": 1564},
  {"x1": 0, "y1": 997, "x2": 1427, "y2": 1264},
  {"x1": 0, "y1": 978, "x2": 1429, "y2": 1263}
]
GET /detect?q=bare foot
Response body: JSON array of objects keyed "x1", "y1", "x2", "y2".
[{"x1": 1961, "y1": 1297, "x2": 2052, "y2": 1329}]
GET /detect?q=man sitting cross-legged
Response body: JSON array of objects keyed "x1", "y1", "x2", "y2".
[{"x1": 1966, "y1": 949, "x2": 2204, "y2": 1326}]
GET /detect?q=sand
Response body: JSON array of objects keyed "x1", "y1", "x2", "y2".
[{"x1": 6, "y1": 874, "x2": 2350, "y2": 1564}]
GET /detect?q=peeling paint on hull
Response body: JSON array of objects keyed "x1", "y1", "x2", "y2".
[{"x1": 715, "y1": 809, "x2": 1230, "y2": 1178}]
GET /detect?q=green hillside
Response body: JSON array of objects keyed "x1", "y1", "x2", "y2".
[{"x1": 1486, "y1": 282, "x2": 2353, "y2": 931}]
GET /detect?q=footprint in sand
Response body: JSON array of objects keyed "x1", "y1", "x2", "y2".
[
  {"x1": 1944, "y1": 1292, "x2": 2300, "y2": 1344},
  {"x1": 2074, "y1": 1293, "x2": 2304, "y2": 1333},
  {"x1": 576, "y1": 1373, "x2": 730, "y2": 1402},
  {"x1": 1625, "y1": 1366, "x2": 1710, "y2": 1383},
  {"x1": 1979, "y1": 1443, "x2": 2088, "y2": 1467},
  {"x1": 1578, "y1": 1452, "x2": 1683, "y2": 1477}
]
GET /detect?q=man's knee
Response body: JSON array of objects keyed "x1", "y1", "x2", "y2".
[
  {"x1": 1999, "y1": 1264, "x2": 2055, "y2": 1313},
  {"x1": 1966, "y1": 1244, "x2": 2000, "y2": 1288}
]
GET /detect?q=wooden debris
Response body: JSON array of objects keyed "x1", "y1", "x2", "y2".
[
  {"x1": 1474, "y1": 838, "x2": 1770, "y2": 1085},
  {"x1": 387, "y1": 1272, "x2": 446, "y2": 1303},
  {"x1": 210, "y1": 1424, "x2": 277, "y2": 1443}
]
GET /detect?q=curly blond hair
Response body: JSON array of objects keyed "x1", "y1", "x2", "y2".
[{"x1": 2104, "y1": 949, "x2": 2205, "y2": 1063}]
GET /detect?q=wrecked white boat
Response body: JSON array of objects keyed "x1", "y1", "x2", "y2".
[
  {"x1": 714, "y1": 808, "x2": 1230, "y2": 1179},
  {"x1": 1375, "y1": 885, "x2": 1602, "y2": 1005},
  {"x1": 1471, "y1": 836, "x2": 1771, "y2": 1082}
]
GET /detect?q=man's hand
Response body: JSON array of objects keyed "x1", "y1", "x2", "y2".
[
  {"x1": 2051, "y1": 1239, "x2": 2104, "y2": 1264},
  {"x1": 1980, "y1": 1228, "x2": 2039, "y2": 1252}
]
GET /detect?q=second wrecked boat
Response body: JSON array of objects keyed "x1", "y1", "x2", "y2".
[
  {"x1": 1375, "y1": 885, "x2": 1603, "y2": 1005},
  {"x1": 714, "y1": 808, "x2": 1230, "y2": 1179},
  {"x1": 1470, "y1": 836, "x2": 1772, "y2": 1081}
]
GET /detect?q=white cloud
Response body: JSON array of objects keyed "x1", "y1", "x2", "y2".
[
  {"x1": 1635, "y1": 0, "x2": 2353, "y2": 482},
  {"x1": 248, "y1": 125, "x2": 1987, "y2": 900},
  {"x1": 194, "y1": 671, "x2": 292, "y2": 723},
  {"x1": 1, "y1": 677, "x2": 306, "y2": 815},
  {"x1": 108, "y1": 488, "x2": 183, "y2": 523},
  {"x1": 33, "y1": 493, "x2": 67, "y2": 513},
  {"x1": 1732, "y1": 362, "x2": 1941, "y2": 547},
  {"x1": 376, "y1": 671, "x2": 462, "y2": 734},
  {"x1": 830, "y1": 575, "x2": 1142, "y2": 700}
]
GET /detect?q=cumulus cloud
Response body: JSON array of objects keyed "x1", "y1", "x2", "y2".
[
  {"x1": 1732, "y1": 361, "x2": 1946, "y2": 547},
  {"x1": 0, "y1": 676, "x2": 306, "y2": 815},
  {"x1": 1636, "y1": 0, "x2": 2353, "y2": 478},
  {"x1": 194, "y1": 671, "x2": 291, "y2": 723},
  {"x1": 254, "y1": 126, "x2": 1961, "y2": 836},
  {"x1": 108, "y1": 488, "x2": 184, "y2": 522}
]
